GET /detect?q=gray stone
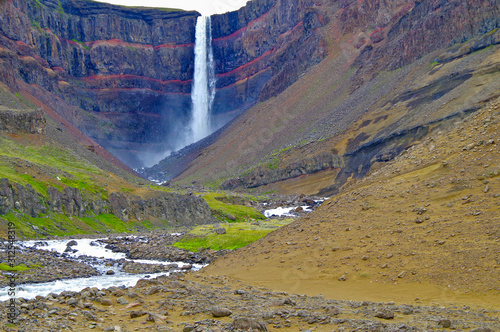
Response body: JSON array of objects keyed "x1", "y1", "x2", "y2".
[
  {"x1": 116, "y1": 297, "x2": 129, "y2": 305},
  {"x1": 215, "y1": 227, "x2": 227, "y2": 235},
  {"x1": 374, "y1": 309, "x2": 394, "y2": 319},
  {"x1": 232, "y1": 317, "x2": 268, "y2": 331},
  {"x1": 211, "y1": 307, "x2": 232, "y2": 317}
]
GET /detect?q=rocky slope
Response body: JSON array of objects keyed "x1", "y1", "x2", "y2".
[
  {"x1": 159, "y1": 0, "x2": 500, "y2": 194},
  {"x1": 0, "y1": 82, "x2": 214, "y2": 238},
  {"x1": 2, "y1": 272, "x2": 499, "y2": 331},
  {"x1": 0, "y1": 0, "x2": 329, "y2": 168},
  {"x1": 203, "y1": 97, "x2": 500, "y2": 310}
]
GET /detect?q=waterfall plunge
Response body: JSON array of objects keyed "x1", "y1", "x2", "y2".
[{"x1": 189, "y1": 15, "x2": 216, "y2": 144}]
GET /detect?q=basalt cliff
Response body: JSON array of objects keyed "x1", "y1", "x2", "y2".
[
  {"x1": 1, "y1": 0, "x2": 500, "y2": 195},
  {"x1": 0, "y1": 0, "x2": 327, "y2": 168},
  {"x1": 153, "y1": 0, "x2": 500, "y2": 195}
]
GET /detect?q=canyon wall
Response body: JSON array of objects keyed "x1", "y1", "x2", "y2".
[
  {"x1": 160, "y1": 0, "x2": 500, "y2": 193},
  {"x1": 0, "y1": 0, "x2": 328, "y2": 167}
]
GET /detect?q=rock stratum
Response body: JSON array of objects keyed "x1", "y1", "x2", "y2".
[
  {"x1": 152, "y1": 0, "x2": 500, "y2": 195},
  {"x1": 0, "y1": 0, "x2": 328, "y2": 168}
]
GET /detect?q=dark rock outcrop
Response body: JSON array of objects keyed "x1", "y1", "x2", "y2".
[
  {"x1": 0, "y1": 107, "x2": 46, "y2": 134},
  {"x1": 222, "y1": 153, "x2": 341, "y2": 190},
  {"x1": 0, "y1": 178, "x2": 212, "y2": 225},
  {"x1": 0, "y1": 178, "x2": 46, "y2": 217}
]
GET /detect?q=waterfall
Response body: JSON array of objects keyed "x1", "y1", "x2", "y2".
[{"x1": 189, "y1": 15, "x2": 216, "y2": 144}]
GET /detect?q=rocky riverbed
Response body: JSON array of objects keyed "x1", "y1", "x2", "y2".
[
  {"x1": 1, "y1": 272, "x2": 498, "y2": 331},
  {"x1": 0, "y1": 233, "x2": 225, "y2": 292}
]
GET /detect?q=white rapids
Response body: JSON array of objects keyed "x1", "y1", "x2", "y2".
[{"x1": 0, "y1": 236, "x2": 203, "y2": 301}]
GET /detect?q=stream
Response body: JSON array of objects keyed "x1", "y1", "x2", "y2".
[
  {"x1": 0, "y1": 236, "x2": 202, "y2": 301},
  {"x1": 0, "y1": 200, "x2": 326, "y2": 301}
]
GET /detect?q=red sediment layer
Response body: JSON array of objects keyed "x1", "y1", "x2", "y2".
[
  {"x1": 82, "y1": 74, "x2": 192, "y2": 85},
  {"x1": 369, "y1": 27, "x2": 385, "y2": 36},
  {"x1": 85, "y1": 39, "x2": 193, "y2": 50},
  {"x1": 80, "y1": 87, "x2": 190, "y2": 96},
  {"x1": 99, "y1": 111, "x2": 161, "y2": 118},
  {"x1": 218, "y1": 47, "x2": 276, "y2": 78},
  {"x1": 213, "y1": 10, "x2": 272, "y2": 43}
]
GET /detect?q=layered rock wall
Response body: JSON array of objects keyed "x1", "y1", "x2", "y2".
[
  {"x1": 0, "y1": 0, "x2": 329, "y2": 167},
  {"x1": 0, "y1": 107, "x2": 46, "y2": 134},
  {"x1": 0, "y1": 178, "x2": 212, "y2": 225}
]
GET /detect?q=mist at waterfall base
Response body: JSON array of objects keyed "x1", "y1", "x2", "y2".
[{"x1": 137, "y1": 15, "x2": 217, "y2": 169}]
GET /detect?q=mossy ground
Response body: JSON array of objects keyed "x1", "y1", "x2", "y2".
[
  {"x1": 201, "y1": 192, "x2": 266, "y2": 223},
  {"x1": 173, "y1": 218, "x2": 294, "y2": 251}
]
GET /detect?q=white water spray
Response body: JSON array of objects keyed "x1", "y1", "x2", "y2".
[{"x1": 189, "y1": 15, "x2": 216, "y2": 143}]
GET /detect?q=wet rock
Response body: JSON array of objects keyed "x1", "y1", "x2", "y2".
[
  {"x1": 106, "y1": 270, "x2": 115, "y2": 275},
  {"x1": 66, "y1": 240, "x2": 78, "y2": 247}
]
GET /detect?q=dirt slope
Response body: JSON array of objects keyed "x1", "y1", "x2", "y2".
[{"x1": 203, "y1": 97, "x2": 500, "y2": 310}]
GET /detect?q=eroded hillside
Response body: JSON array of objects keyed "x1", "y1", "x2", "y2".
[
  {"x1": 159, "y1": 0, "x2": 500, "y2": 196},
  {"x1": 203, "y1": 97, "x2": 500, "y2": 309}
]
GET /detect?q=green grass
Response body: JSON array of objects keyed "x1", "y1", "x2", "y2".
[
  {"x1": 173, "y1": 219, "x2": 293, "y2": 252},
  {"x1": 0, "y1": 263, "x2": 31, "y2": 272},
  {"x1": 268, "y1": 158, "x2": 279, "y2": 170},
  {"x1": 202, "y1": 192, "x2": 265, "y2": 223},
  {"x1": 71, "y1": 39, "x2": 89, "y2": 50},
  {"x1": 0, "y1": 211, "x2": 145, "y2": 239}
]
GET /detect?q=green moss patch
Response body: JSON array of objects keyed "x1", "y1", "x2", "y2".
[
  {"x1": 173, "y1": 219, "x2": 293, "y2": 252},
  {"x1": 0, "y1": 263, "x2": 31, "y2": 272},
  {"x1": 202, "y1": 192, "x2": 265, "y2": 223}
]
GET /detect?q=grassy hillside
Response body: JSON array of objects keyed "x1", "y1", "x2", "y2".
[
  {"x1": 0, "y1": 84, "x2": 266, "y2": 238},
  {"x1": 203, "y1": 97, "x2": 500, "y2": 310}
]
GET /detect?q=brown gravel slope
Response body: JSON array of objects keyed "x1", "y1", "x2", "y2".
[{"x1": 203, "y1": 98, "x2": 500, "y2": 310}]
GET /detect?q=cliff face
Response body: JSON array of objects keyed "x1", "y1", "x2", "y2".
[
  {"x1": 0, "y1": 0, "x2": 198, "y2": 167},
  {"x1": 0, "y1": 177, "x2": 212, "y2": 225},
  {"x1": 162, "y1": 0, "x2": 500, "y2": 194},
  {"x1": 0, "y1": 0, "x2": 328, "y2": 168},
  {"x1": 210, "y1": 0, "x2": 328, "y2": 119}
]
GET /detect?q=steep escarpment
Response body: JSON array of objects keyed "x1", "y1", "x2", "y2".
[
  {"x1": 164, "y1": 0, "x2": 500, "y2": 194},
  {"x1": 0, "y1": 0, "x2": 330, "y2": 168},
  {"x1": 0, "y1": 0, "x2": 199, "y2": 167},
  {"x1": 210, "y1": 0, "x2": 328, "y2": 122},
  {"x1": 0, "y1": 85, "x2": 213, "y2": 238},
  {"x1": 0, "y1": 177, "x2": 211, "y2": 226}
]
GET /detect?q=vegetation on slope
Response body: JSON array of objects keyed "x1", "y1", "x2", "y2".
[
  {"x1": 0, "y1": 87, "x2": 268, "y2": 239},
  {"x1": 173, "y1": 218, "x2": 294, "y2": 251}
]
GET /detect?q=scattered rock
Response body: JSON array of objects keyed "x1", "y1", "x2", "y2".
[
  {"x1": 130, "y1": 311, "x2": 147, "y2": 319},
  {"x1": 374, "y1": 310, "x2": 394, "y2": 319},
  {"x1": 211, "y1": 307, "x2": 232, "y2": 317},
  {"x1": 438, "y1": 319, "x2": 452, "y2": 328},
  {"x1": 232, "y1": 317, "x2": 268, "y2": 331},
  {"x1": 215, "y1": 228, "x2": 227, "y2": 235}
]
